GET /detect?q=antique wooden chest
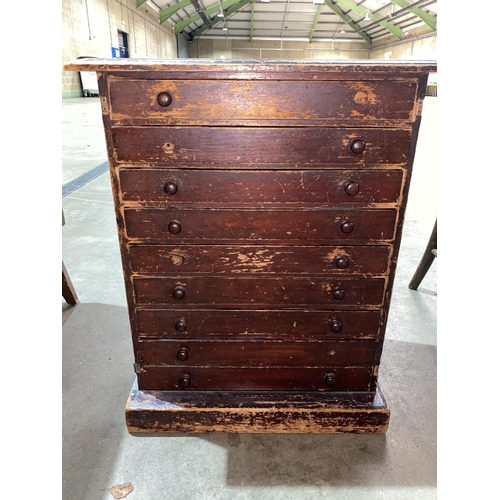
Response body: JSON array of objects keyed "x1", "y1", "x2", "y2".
[{"x1": 64, "y1": 59, "x2": 436, "y2": 433}]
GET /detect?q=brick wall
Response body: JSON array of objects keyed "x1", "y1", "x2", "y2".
[{"x1": 62, "y1": 0, "x2": 178, "y2": 97}]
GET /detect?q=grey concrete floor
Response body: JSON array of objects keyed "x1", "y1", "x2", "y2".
[{"x1": 62, "y1": 96, "x2": 437, "y2": 500}]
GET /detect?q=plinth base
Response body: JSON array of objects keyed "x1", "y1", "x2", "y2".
[{"x1": 125, "y1": 379, "x2": 390, "y2": 434}]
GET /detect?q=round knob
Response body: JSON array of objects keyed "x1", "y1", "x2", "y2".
[
  {"x1": 168, "y1": 221, "x2": 182, "y2": 234},
  {"x1": 330, "y1": 319, "x2": 343, "y2": 333},
  {"x1": 173, "y1": 286, "x2": 186, "y2": 300},
  {"x1": 332, "y1": 286, "x2": 345, "y2": 300},
  {"x1": 344, "y1": 181, "x2": 359, "y2": 196},
  {"x1": 340, "y1": 220, "x2": 355, "y2": 234},
  {"x1": 349, "y1": 138, "x2": 366, "y2": 154},
  {"x1": 334, "y1": 256, "x2": 349, "y2": 269},
  {"x1": 177, "y1": 348, "x2": 189, "y2": 362},
  {"x1": 164, "y1": 181, "x2": 178, "y2": 195},
  {"x1": 157, "y1": 91, "x2": 173, "y2": 107},
  {"x1": 324, "y1": 373, "x2": 336, "y2": 387},
  {"x1": 175, "y1": 318, "x2": 187, "y2": 332},
  {"x1": 179, "y1": 374, "x2": 191, "y2": 388}
]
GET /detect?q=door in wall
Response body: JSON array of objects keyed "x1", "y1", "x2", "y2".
[{"x1": 118, "y1": 30, "x2": 129, "y2": 58}]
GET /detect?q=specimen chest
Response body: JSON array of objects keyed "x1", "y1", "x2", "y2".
[{"x1": 64, "y1": 59, "x2": 436, "y2": 433}]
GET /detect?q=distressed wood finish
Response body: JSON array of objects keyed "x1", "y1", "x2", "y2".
[
  {"x1": 129, "y1": 245, "x2": 391, "y2": 275},
  {"x1": 119, "y1": 169, "x2": 404, "y2": 206},
  {"x1": 135, "y1": 308, "x2": 382, "y2": 339},
  {"x1": 112, "y1": 127, "x2": 411, "y2": 167},
  {"x1": 108, "y1": 78, "x2": 418, "y2": 126},
  {"x1": 63, "y1": 58, "x2": 436, "y2": 434},
  {"x1": 137, "y1": 339, "x2": 377, "y2": 366},
  {"x1": 124, "y1": 208, "x2": 397, "y2": 243},
  {"x1": 133, "y1": 276, "x2": 386, "y2": 307},
  {"x1": 138, "y1": 365, "x2": 372, "y2": 391}
]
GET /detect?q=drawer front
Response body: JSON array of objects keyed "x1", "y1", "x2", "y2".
[
  {"x1": 138, "y1": 339, "x2": 377, "y2": 366},
  {"x1": 129, "y1": 245, "x2": 390, "y2": 276},
  {"x1": 139, "y1": 366, "x2": 372, "y2": 391},
  {"x1": 112, "y1": 127, "x2": 411, "y2": 167},
  {"x1": 108, "y1": 78, "x2": 418, "y2": 125},
  {"x1": 136, "y1": 309, "x2": 382, "y2": 339},
  {"x1": 119, "y1": 169, "x2": 404, "y2": 206},
  {"x1": 124, "y1": 208, "x2": 397, "y2": 243},
  {"x1": 133, "y1": 276, "x2": 385, "y2": 307}
]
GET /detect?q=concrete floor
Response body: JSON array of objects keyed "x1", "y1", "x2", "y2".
[{"x1": 62, "y1": 96, "x2": 437, "y2": 500}]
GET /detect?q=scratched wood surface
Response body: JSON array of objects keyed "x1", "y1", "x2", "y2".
[
  {"x1": 119, "y1": 169, "x2": 404, "y2": 206},
  {"x1": 135, "y1": 309, "x2": 382, "y2": 339},
  {"x1": 128, "y1": 244, "x2": 391, "y2": 275},
  {"x1": 137, "y1": 338, "x2": 377, "y2": 366},
  {"x1": 133, "y1": 276, "x2": 386, "y2": 307},
  {"x1": 108, "y1": 78, "x2": 418, "y2": 126},
  {"x1": 138, "y1": 365, "x2": 372, "y2": 391},
  {"x1": 111, "y1": 127, "x2": 411, "y2": 166},
  {"x1": 62, "y1": 60, "x2": 436, "y2": 432},
  {"x1": 123, "y1": 208, "x2": 397, "y2": 243}
]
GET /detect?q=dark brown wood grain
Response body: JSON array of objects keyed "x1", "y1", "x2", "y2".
[
  {"x1": 129, "y1": 244, "x2": 390, "y2": 275},
  {"x1": 108, "y1": 78, "x2": 418, "y2": 126},
  {"x1": 133, "y1": 276, "x2": 385, "y2": 308},
  {"x1": 119, "y1": 169, "x2": 404, "y2": 206},
  {"x1": 138, "y1": 365, "x2": 372, "y2": 391},
  {"x1": 111, "y1": 127, "x2": 411, "y2": 167},
  {"x1": 137, "y1": 339, "x2": 377, "y2": 366},
  {"x1": 135, "y1": 308, "x2": 382, "y2": 339},
  {"x1": 124, "y1": 208, "x2": 397, "y2": 244}
]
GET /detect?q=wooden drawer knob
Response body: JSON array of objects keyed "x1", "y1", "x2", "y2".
[
  {"x1": 324, "y1": 373, "x2": 336, "y2": 387},
  {"x1": 179, "y1": 374, "x2": 191, "y2": 388},
  {"x1": 164, "y1": 181, "x2": 178, "y2": 195},
  {"x1": 340, "y1": 220, "x2": 355, "y2": 234},
  {"x1": 173, "y1": 286, "x2": 186, "y2": 300},
  {"x1": 349, "y1": 138, "x2": 366, "y2": 154},
  {"x1": 168, "y1": 221, "x2": 182, "y2": 234},
  {"x1": 335, "y1": 256, "x2": 349, "y2": 269},
  {"x1": 332, "y1": 286, "x2": 345, "y2": 300},
  {"x1": 157, "y1": 91, "x2": 173, "y2": 107},
  {"x1": 175, "y1": 318, "x2": 187, "y2": 332},
  {"x1": 177, "y1": 347, "x2": 189, "y2": 361},
  {"x1": 330, "y1": 319, "x2": 343, "y2": 333},
  {"x1": 344, "y1": 181, "x2": 359, "y2": 196}
]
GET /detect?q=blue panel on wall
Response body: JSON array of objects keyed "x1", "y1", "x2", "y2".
[{"x1": 111, "y1": 47, "x2": 121, "y2": 58}]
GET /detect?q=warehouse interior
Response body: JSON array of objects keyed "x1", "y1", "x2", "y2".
[{"x1": 61, "y1": 1, "x2": 440, "y2": 499}]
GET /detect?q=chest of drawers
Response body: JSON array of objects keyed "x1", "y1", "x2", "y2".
[{"x1": 64, "y1": 58, "x2": 436, "y2": 434}]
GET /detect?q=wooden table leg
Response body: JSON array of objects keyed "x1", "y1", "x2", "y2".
[
  {"x1": 63, "y1": 260, "x2": 78, "y2": 305},
  {"x1": 409, "y1": 219, "x2": 437, "y2": 290}
]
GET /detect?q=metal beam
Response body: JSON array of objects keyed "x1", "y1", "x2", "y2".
[
  {"x1": 191, "y1": 0, "x2": 253, "y2": 37},
  {"x1": 159, "y1": 0, "x2": 191, "y2": 24},
  {"x1": 175, "y1": 0, "x2": 241, "y2": 34},
  {"x1": 332, "y1": 0, "x2": 403, "y2": 39},
  {"x1": 309, "y1": 5, "x2": 323, "y2": 43},
  {"x1": 325, "y1": 0, "x2": 371, "y2": 44},
  {"x1": 250, "y1": 0, "x2": 255, "y2": 41},
  {"x1": 388, "y1": 0, "x2": 436, "y2": 30},
  {"x1": 137, "y1": 0, "x2": 148, "y2": 7},
  {"x1": 190, "y1": 0, "x2": 212, "y2": 32}
]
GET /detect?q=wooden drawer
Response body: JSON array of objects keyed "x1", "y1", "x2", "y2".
[
  {"x1": 133, "y1": 276, "x2": 385, "y2": 308},
  {"x1": 119, "y1": 169, "x2": 404, "y2": 206},
  {"x1": 137, "y1": 339, "x2": 377, "y2": 366},
  {"x1": 129, "y1": 245, "x2": 390, "y2": 276},
  {"x1": 111, "y1": 127, "x2": 411, "y2": 167},
  {"x1": 108, "y1": 78, "x2": 418, "y2": 126},
  {"x1": 124, "y1": 208, "x2": 397, "y2": 244},
  {"x1": 139, "y1": 366, "x2": 372, "y2": 391},
  {"x1": 136, "y1": 308, "x2": 382, "y2": 339}
]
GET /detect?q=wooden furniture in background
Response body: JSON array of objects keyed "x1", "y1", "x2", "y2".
[
  {"x1": 409, "y1": 219, "x2": 437, "y2": 291},
  {"x1": 62, "y1": 210, "x2": 78, "y2": 305},
  {"x1": 63, "y1": 59, "x2": 436, "y2": 433}
]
